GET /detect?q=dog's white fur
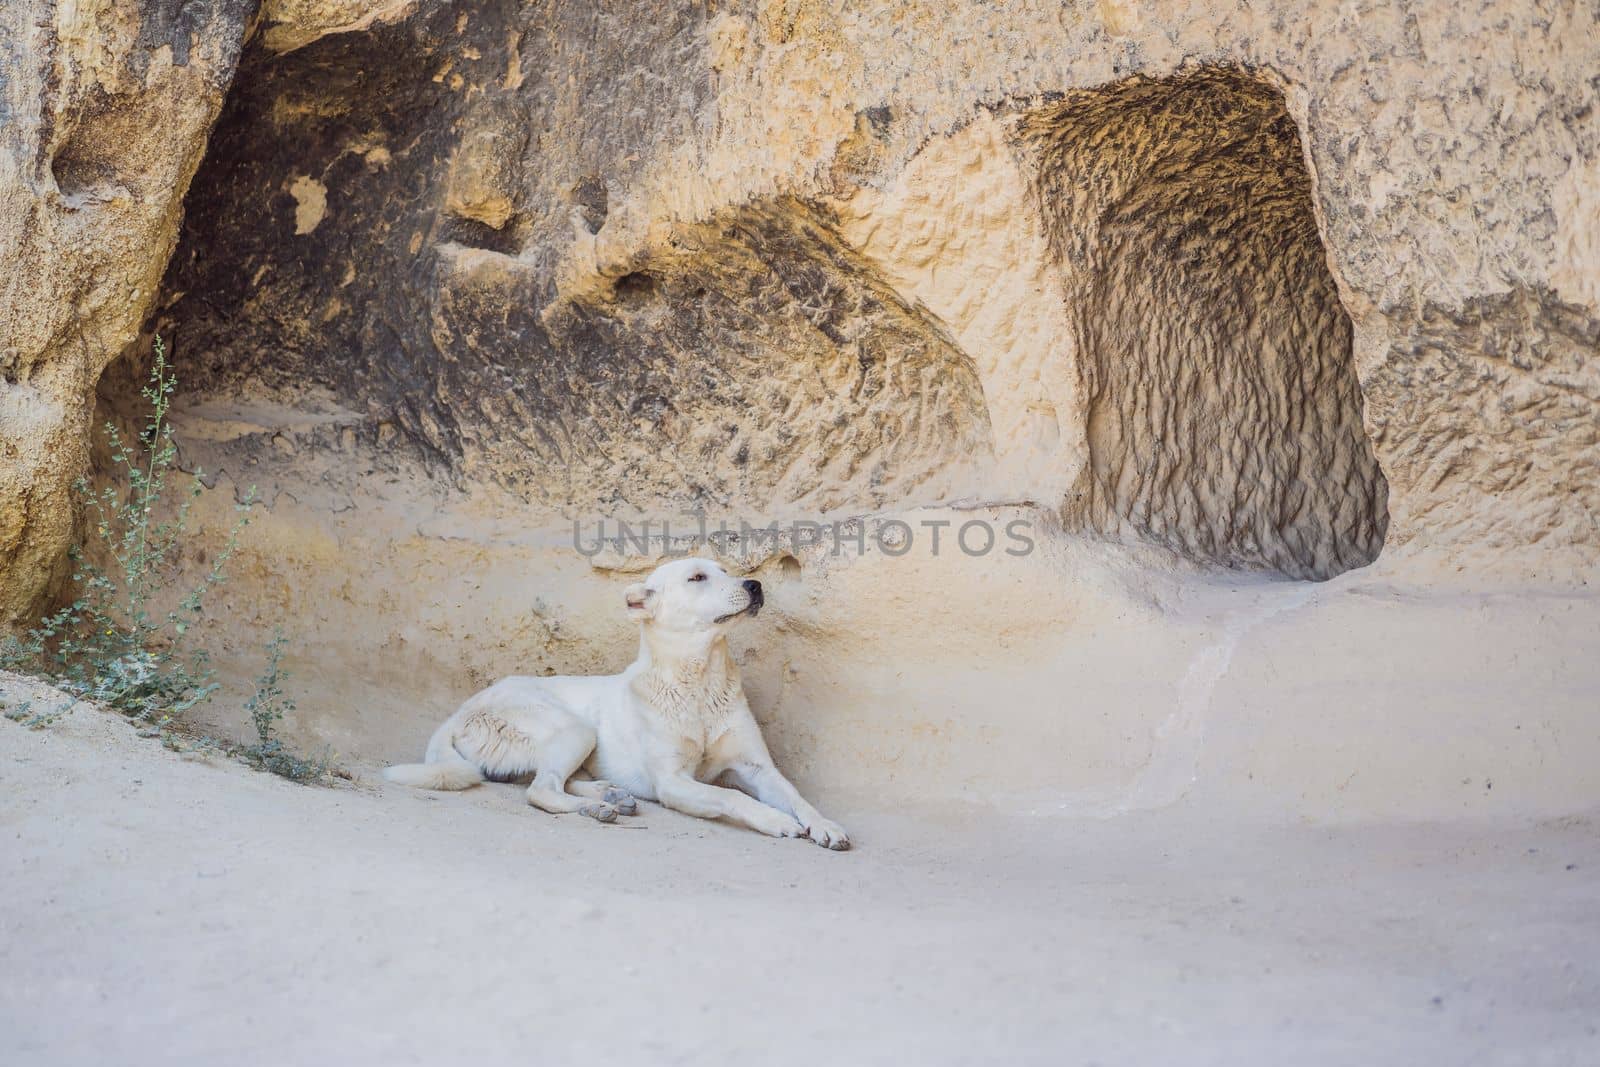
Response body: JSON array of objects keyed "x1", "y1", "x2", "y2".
[{"x1": 384, "y1": 558, "x2": 849, "y2": 849}]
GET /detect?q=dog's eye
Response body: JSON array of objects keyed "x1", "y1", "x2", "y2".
[{"x1": 688, "y1": 573, "x2": 707, "y2": 583}]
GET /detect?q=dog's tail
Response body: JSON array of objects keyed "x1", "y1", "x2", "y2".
[{"x1": 382, "y1": 721, "x2": 484, "y2": 791}]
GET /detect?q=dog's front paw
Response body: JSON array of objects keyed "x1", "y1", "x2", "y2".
[
  {"x1": 601, "y1": 787, "x2": 639, "y2": 815},
  {"x1": 804, "y1": 817, "x2": 850, "y2": 851},
  {"x1": 753, "y1": 808, "x2": 806, "y2": 839},
  {"x1": 579, "y1": 803, "x2": 619, "y2": 823}
]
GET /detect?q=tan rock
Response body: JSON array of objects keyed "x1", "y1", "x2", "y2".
[
  {"x1": 0, "y1": 0, "x2": 251, "y2": 625},
  {"x1": 1, "y1": 0, "x2": 1597, "y2": 820}
]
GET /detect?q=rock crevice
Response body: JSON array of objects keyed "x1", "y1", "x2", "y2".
[{"x1": 1020, "y1": 70, "x2": 1388, "y2": 580}]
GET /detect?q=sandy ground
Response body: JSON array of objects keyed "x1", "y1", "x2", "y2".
[{"x1": 3, "y1": 704, "x2": 1597, "y2": 1067}]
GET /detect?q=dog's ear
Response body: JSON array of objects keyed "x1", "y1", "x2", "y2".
[{"x1": 624, "y1": 582, "x2": 654, "y2": 621}]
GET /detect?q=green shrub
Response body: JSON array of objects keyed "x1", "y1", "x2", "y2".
[
  {"x1": 0, "y1": 336, "x2": 252, "y2": 727},
  {"x1": 238, "y1": 628, "x2": 330, "y2": 783},
  {"x1": 3, "y1": 337, "x2": 336, "y2": 784}
]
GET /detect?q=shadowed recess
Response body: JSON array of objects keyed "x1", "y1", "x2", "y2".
[
  {"x1": 155, "y1": 5, "x2": 991, "y2": 513},
  {"x1": 1021, "y1": 69, "x2": 1388, "y2": 580}
]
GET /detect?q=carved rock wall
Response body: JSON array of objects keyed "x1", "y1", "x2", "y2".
[
  {"x1": 1021, "y1": 71, "x2": 1387, "y2": 580},
  {"x1": 0, "y1": 0, "x2": 253, "y2": 625},
  {"x1": 160, "y1": 2, "x2": 991, "y2": 513},
  {"x1": 143, "y1": 0, "x2": 1597, "y2": 583},
  {"x1": 1, "y1": 2, "x2": 1597, "y2": 813}
]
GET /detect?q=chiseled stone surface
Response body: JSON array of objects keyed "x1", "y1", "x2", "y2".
[
  {"x1": 2, "y1": 0, "x2": 1598, "y2": 622},
  {"x1": 1021, "y1": 71, "x2": 1387, "y2": 580},
  {"x1": 0, "y1": 0, "x2": 253, "y2": 626}
]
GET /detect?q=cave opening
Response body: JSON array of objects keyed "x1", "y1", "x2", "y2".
[
  {"x1": 1021, "y1": 69, "x2": 1388, "y2": 580},
  {"x1": 149, "y1": 13, "x2": 993, "y2": 517}
]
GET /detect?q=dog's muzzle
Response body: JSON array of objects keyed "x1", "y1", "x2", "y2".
[{"x1": 717, "y1": 579, "x2": 763, "y2": 623}]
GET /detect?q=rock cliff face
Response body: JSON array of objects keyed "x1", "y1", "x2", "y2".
[
  {"x1": 2, "y1": 1, "x2": 1597, "y2": 812},
  {"x1": 161, "y1": 3, "x2": 993, "y2": 516},
  {"x1": 0, "y1": 0, "x2": 253, "y2": 626}
]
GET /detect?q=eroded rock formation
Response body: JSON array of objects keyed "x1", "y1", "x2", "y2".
[
  {"x1": 4, "y1": 0, "x2": 1596, "y2": 617},
  {"x1": 2, "y1": 1, "x2": 1598, "y2": 812},
  {"x1": 152, "y1": 0, "x2": 1598, "y2": 578},
  {"x1": 0, "y1": 0, "x2": 253, "y2": 625},
  {"x1": 1021, "y1": 71, "x2": 1387, "y2": 580},
  {"x1": 158, "y1": 3, "x2": 992, "y2": 515}
]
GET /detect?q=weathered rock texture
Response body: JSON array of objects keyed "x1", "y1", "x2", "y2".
[
  {"x1": 1021, "y1": 71, "x2": 1387, "y2": 580},
  {"x1": 138, "y1": 0, "x2": 1594, "y2": 577},
  {"x1": 3, "y1": 0, "x2": 1596, "y2": 612},
  {"x1": 158, "y1": 3, "x2": 992, "y2": 513},
  {"x1": 2, "y1": 1, "x2": 1599, "y2": 811},
  {"x1": 0, "y1": 0, "x2": 253, "y2": 625}
]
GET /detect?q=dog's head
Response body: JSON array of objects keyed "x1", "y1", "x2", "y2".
[{"x1": 624, "y1": 557, "x2": 763, "y2": 633}]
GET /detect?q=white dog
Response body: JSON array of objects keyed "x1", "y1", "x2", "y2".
[{"x1": 384, "y1": 558, "x2": 849, "y2": 849}]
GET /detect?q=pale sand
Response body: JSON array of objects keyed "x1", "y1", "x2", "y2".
[{"x1": 3, "y1": 699, "x2": 1595, "y2": 1066}]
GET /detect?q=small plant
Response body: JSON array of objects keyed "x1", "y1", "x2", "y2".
[
  {"x1": 0, "y1": 336, "x2": 254, "y2": 725},
  {"x1": 244, "y1": 628, "x2": 294, "y2": 747},
  {"x1": 1, "y1": 697, "x2": 73, "y2": 729},
  {"x1": 239, "y1": 628, "x2": 329, "y2": 783},
  {"x1": 2, "y1": 338, "x2": 337, "y2": 785}
]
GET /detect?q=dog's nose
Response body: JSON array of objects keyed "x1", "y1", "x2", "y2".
[{"x1": 743, "y1": 579, "x2": 764, "y2": 607}]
